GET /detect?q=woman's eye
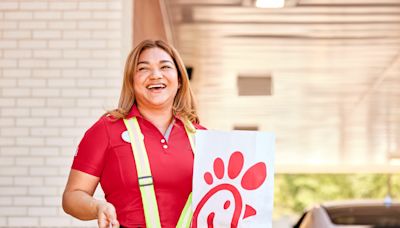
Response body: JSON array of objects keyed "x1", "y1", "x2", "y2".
[
  {"x1": 161, "y1": 65, "x2": 172, "y2": 69},
  {"x1": 138, "y1": 67, "x2": 147, "y2": 71}
]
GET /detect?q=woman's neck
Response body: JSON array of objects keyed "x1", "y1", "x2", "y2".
[{"x1": 137, "y1": 104, "x2": 173, "y2": 135}]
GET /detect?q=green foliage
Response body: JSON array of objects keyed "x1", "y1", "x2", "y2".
[{"x1": 273, "y1": 173, "x2": 400, "y2": 217}]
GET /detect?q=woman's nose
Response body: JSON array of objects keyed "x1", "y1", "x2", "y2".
[{"x1": 150, "y1": 69, "x2": 163, "y2": 79}]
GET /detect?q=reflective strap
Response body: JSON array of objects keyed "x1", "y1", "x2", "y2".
[
  {"x1": 177, "y1": 120, "x2": 196, "y2": 228},
  {"x1": 183, "y1": 120, "x2": 195, "y2": 155},
  {"x1": 176, "y1": 193, "x2": 193, "y2": 228},
  {"x1": 123, "y1": 118, "x2": 196, "y2": 228},
  {"x1": 123, "y1": 118, "x2": 161, "y2": 228},
  {"x1": 138, "y1": 175, "x2": 153, "y2": 187}
]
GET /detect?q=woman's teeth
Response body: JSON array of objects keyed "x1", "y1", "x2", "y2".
[{"x1": 147, "y1": 84, "x2": 166, "y2": 89}]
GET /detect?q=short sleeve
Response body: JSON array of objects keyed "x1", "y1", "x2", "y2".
[{"x1": 72, "y1": 117, "x2": 109, "y2": 177}]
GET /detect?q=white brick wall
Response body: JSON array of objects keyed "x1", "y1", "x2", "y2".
[{"x1": 0, "y1": 0, "x2": 132, "y2": 227}]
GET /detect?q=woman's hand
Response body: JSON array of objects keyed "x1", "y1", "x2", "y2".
[
  {"x1": 63, "y1": 170, "x2": 120, "y2": 227},
  {"x1": 97, "y1": 201, "x2": 120, "y2": 228}
]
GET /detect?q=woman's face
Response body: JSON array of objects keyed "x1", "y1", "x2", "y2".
[{"x1": 134, "y1": 47, "x2": 179, "y2": 110}]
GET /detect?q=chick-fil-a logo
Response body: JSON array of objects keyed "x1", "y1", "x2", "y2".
[{"x1": 192, "y1": 151, "x2": 267, "y2": 228}]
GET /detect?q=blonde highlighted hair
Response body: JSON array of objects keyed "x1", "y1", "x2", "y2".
[{"x1": 107, "y1": 39, "x2": 199, "y2": 124}]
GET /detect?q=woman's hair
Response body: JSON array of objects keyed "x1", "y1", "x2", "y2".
[{"x1": 107, "y1": 39, "x2": 199, "y2": 124}]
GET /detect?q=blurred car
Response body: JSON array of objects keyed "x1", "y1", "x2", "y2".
[{"x1": 293, "y1": 199, "x2": 400, "y2": 228}]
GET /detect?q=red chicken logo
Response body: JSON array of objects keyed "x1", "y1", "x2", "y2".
[{"x1": 192, "y1": 151, "x2": 267, "y2": 228}]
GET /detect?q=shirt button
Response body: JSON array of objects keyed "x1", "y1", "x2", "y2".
[
  {"x1": 163, "y1": 144, "x2": 168, "y2": 149},
  {"x1": 161, "y1": 139, "x2": 166, "y2": 143}
]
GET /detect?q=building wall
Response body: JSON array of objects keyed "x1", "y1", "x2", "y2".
[{"x1": 0, "y1": 0, "x2": 132, "y2": 226}]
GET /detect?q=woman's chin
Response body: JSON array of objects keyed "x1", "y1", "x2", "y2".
[
  {"x1": 146, "y1": 100, "x2": 173, "y2": 109},
  {"x1": 136, "y1": 94, "x2": 175, "y2": 109}
]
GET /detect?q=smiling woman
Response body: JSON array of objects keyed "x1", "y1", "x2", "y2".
[{"x1": 62, "y1": 39, "x2": 206, "y2": 228}]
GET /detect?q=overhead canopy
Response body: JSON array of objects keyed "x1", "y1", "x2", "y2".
[{"x1": 166, "y1": 0, "x2": 400, "y2": 173}]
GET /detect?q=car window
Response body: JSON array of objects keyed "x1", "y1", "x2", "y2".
[
  {"x1": 293, "y1": 212, "x2": 307, "y2": 228},
  {"x1": 325, "y1": 205, "x2": 400, "y2": 227}
]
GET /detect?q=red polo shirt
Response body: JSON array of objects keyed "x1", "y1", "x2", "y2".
[{"x1": 72, "y1": 105, "x2": 205, "y2": 227}]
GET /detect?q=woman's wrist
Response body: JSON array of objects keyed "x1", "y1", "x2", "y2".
[{"x1": 91, "y1": 198, "x2": 103, "y2": 219}]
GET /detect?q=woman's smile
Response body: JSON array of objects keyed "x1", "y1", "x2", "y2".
[{"x1": 146, "y1": 83, "x2": 167, "y2": 93}]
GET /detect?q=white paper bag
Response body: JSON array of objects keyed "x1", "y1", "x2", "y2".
[{"x1": 192, "y1": 130, "x2": 275, "y2": 228}]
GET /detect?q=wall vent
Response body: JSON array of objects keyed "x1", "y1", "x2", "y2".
[
  {"x1": 237, "y1": 75, "x2": 272, "y2": 96},
  {"x1": 186, "y1": 66, "x2": 193, "y2": 80},
  {"x1": 233, "y1": 125, "x2": 259, "y2": 131}
]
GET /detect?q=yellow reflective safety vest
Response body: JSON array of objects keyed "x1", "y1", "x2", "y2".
[{"x1": 123, "y1": 117, "x2": 195, "y2": 228}]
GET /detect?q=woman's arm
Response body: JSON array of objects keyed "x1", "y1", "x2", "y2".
[{"x1": 62, "y1": 169, "x2": 119, "y2": 228}]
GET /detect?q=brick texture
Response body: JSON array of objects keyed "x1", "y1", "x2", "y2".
[{"x1": 0, "y1": 0, "x2": 131, "y2": 227}]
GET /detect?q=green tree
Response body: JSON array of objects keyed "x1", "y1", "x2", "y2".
[{"x1": 274, "y1": 173, "x2": 399, "y2": 218}]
